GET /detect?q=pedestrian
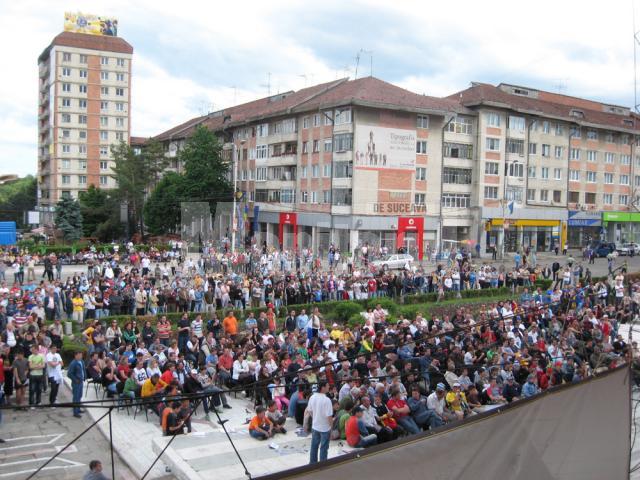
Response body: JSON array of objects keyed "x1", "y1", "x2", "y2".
[
  {"x1": 82, "y1": 460, "x2": 110, "y2": 480},
  {"x1": 46, "y1": 344, "x2": 63, "y2": 405},
  {"x1": 306, "y1": 381, "x2": 333, "y2": 464},
  {"x1": 67, "y1": 351, "x2": 85, "y2": 418}
]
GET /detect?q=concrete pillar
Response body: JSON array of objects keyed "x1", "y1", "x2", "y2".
[{"x1": 350, "y1": 229, "x2": 359, "y2": 255}]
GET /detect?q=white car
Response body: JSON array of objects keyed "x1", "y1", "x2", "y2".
[
  {"x1": 625, "y1": 243, "x2": 640, "y2": 255},
  {"x1": 371, "y1": 253, "x2": 414, "y2": 270},
  {"x1": 616, "y1": 244, "x2": 630, "y2": 256}
]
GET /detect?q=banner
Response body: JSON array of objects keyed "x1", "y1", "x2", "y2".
[
  {"x1": 64, "y1": 12, "x2": 118, "y2": 36},
  {"x1": 355, "y1": 126, "x2": 416, "y2": 170}
]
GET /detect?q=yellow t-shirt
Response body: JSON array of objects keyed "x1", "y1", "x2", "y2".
[
  {"x1": 83, "y1": 326, "x2": 95, "y2": 345},
  {"x1": 446, "y1": 391, "x2": 467, "y2": 412},
  {"x1": 72, "y1": 297, "x2": 84, "y2": 312}
]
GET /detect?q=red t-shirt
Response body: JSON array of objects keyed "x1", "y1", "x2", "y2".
[
  {"x1": 161, "y1": 369, "x2": 174, "y2": 386},
  {"x1": 386, "y1": 398, "x2": 408, "y2": 418},
  {"x1": 345, "y1": 416, "x2": 361, "y2": 447}
]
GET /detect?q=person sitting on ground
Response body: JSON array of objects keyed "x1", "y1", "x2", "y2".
[
  {"x1": 266, "y1": 400, "x2": 287, "y2": 434},
  {"x1": 82, "y1": 459, "x2": 110, "y2": 480},
  {"x1": 249, "y1": 406, "x2": 274, "y2": 440},
  {"x1": 407, "y1": 384, "x2": 444, "y2": 430},
  {"x1": 445, "y1": 382, "x2": 469, "y2": 420},
  {"x1": 345, "y1": 405, "x2": 378, "y2": 448}
]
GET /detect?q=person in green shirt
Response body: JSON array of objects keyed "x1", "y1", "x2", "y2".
[
  {"x1": 28, "y1": 344, "x2": 45, "y2": 407},
  {"x1": 122, "y1": 370, "x2": 138, "y2": 399}
]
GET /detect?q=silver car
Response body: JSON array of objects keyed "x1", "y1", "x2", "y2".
[{"x1": 371, "y1": 253, "x2": 414, "y2": 270}]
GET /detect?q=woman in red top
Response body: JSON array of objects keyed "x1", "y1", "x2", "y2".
[{"x1": 157, "y1": 316, "x2": 172, "y2": 347}]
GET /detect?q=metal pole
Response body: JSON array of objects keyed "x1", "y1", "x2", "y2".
[
  {"x1": 212, "y1": 407, "x2": 252, "y2": 478},
  {"x1": 109, "y1": 407, "x2": 115, "y2": 480},
  {"x1": 231, "y1": 143, "x2": 238, "y2": 253}
]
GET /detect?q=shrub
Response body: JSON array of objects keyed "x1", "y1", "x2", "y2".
[
  {"x1": 347, "y1": 313, "x2": 365, "y2": 329},
  {"x1": 331, "y1": 301, "x2": 364, "y2": 322},
  {"x1": 61, "y1": 336, "x2": 88, "y2": 366},
  {"x1": 365, "y1": 296, "x2": 399, "y2": 315}
]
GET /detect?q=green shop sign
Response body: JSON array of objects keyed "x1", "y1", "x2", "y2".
[{"x1": 602, "y1": 212, "x2": 640, "y2": 222}]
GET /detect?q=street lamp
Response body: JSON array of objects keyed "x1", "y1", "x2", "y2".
[
  {"x1": 224, "y1": 139, "x2": 245, "y2": 253},
  {"x1": 501, "y1": 159, "x2": 521, "y2": 260}
]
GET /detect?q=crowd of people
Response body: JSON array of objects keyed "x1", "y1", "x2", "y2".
[{"x1": 0, "y1": 241, "x2": 635, "y2": 468}]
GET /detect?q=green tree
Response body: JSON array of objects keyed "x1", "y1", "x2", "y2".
[
  {"x1": 143, "y1": 172, "x2": 183, "y2": 235},
  {"x1": 54, "y1": 196, "x2": 83, "y2": 242},
  {"x1": 78, "y1": 185, "x2": 123, "y2": 241},
  {"x1": 110, "y1": 139, "x2": 167, "y2": 238},
  {"x1": 0, "y1": 176, "x2": 37, "y2": 229}
]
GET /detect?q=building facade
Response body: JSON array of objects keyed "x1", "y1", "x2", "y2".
[
  {"x1": 37, "y1": 31, "x2": 133, "y2": 225},
  {"x1": 154, "y1": 77, "x2": 640, "y2": 255}
]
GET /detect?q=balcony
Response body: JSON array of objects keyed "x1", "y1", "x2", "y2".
[{"x1": 268, "y1": 153, "x2": 298, "y2": 166}]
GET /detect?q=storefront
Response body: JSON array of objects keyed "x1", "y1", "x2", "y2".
[
  {"x1": 486, "y1": 218, "x2": 566, "y2": 253},
  {"x1": 602, "y1": 212, "x2": 640, "y2": 244},
  {"x1": 567, "y1": 211, "x2": 601, "y2": 247},
  {"x1": 396, "y1": 217, "x2": 424, "y2": 260}
]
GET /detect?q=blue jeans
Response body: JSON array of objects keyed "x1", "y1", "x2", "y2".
[
  {"x1": 72, "y1": 381, "x2": 83, "y2": 415},
  {"x1": 397, "y1": 416, "x2": 420, "y2": 435},
  {"x1": 309, "y1": 429, "x2": 330, "y2": 464},
  {"x1": 250, "y1": 429, "x2": 268, "y2": 440}
]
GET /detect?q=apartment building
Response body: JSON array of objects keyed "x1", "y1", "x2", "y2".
[
  {"x1": 154, "y1": 77, "x2": 640, "y2": 255},
  {"x1": 37, "y1": 30, "x2": 133, "y2": 225}
]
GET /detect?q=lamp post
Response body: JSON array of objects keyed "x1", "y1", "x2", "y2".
[
  {"x1": 501, "y1": 159, "x2": 520, "y2": 260},
  {"x1": 224, "y1": 139, "x2": 245, "y2": 253}
]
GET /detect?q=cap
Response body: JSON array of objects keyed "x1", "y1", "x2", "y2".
[
  {"x1": 453, "y1": 382, "x2": 461, "y2": 388},
  {"x1": 436, "y1": 383, "x2": 446, "y2": 391}
]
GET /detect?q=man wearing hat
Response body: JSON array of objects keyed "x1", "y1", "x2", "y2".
[{"x1": 345, "y1": 406, "x2": 378, "y2": 448}]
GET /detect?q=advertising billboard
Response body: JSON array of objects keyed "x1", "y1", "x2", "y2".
[
  {"x1": 64, "y1": 12, "x2": 118, "y2": 36},
  {"x1": 355, "y1": 126, "x2": 416, "y2": 170}
]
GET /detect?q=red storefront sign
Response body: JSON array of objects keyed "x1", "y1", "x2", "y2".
[
  {"x1": 396, "y1": 217, "x2": 424, "y2": 260},
  {"x1": 278, "y1": 212, "x2": 298, "y2": 248}
]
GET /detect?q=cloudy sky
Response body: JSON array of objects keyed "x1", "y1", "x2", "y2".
[{"x1": 1, "y1": 0, "x2": 637, "y2": 176}]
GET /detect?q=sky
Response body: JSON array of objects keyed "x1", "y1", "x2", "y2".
[{"x1": 1, "y1": 0, "x2": 638, "y2": 176}]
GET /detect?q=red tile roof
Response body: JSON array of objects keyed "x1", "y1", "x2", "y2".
[
  {"x1": 449, "y1": 82, "x2": 639, "y2": 132},
  {"x1": 130, "y1": 136, "x2": 148, "y2": 146},
  {"x1": 39, "y1": 31, "x2": 133, "y2": 62}
]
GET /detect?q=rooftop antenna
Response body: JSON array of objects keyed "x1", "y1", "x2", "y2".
[
  {"x1": 554, "y1": 79, "x2": 568, "y2": 94},
  {"x1": 260, "y1": 72, "x2": 271, "y2": 96},
  {"x1": 299, "y1": 74, "x2": 308, "y2": 87},
  {"x1": 355, "y1": 49, "x2": 373, "y2": 79},
  {"x1": 354, "y1": 51, "x2": 360, "y2": 79}
]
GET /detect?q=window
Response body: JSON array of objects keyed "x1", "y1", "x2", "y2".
[
  {"x1": 323, "y1": 139, "x2": 332, "y2": 152},
  {"x1": 115, "y1": 88, "x2": 124, "y2": 96},
  {"x1": 554, "y1": 146, "x2": 564, "y2": 159},
  {"x1": 256, "y1": 167, "x2": 267, "y2": 181},
  {"x1": 79, "y1": 54, "x2": 87, "y2": 63},
  {"x1": 416, "y1": 167, "x2": 426, "y2": 181},
  {"x1": 311, "y1": 191, "x2": 318, "y2": 203},
  {"x1": 301, "y1": 166, "x2": 308, "y2": 178},
  {"x1": 485, "y1": 162, "x2": 499, "y2": 175},
  {"x1": 281, "y1": 189, "x2": 296, "y2": 204},
  {"x1": 312, "y1": 165, "x2": 319, "y2": 177},
  {"x1": 553, "y1": 190, "x2": 562, "y2": 203},
  {"x1": 570, "y1": 126, "x2": 581, "y2": 138},
  {"x1": 553, "y1": 168, "x2": 562, "y2": 180},
  {"x1": 313, "y1": 113, "x2": 321, "y2": 127},
  {"x1": 61, "y1": 175, "x2": 70, "y2": 185},
  {"x1": 620, "y1": 195, "x2": 629, "y2": 205},
  {"x1": 485, "y1": 112, "x2": 500, "y2": 127},
  {"x1": 621, "y1": 174, "x2": 630, "y2": 185},
  {"x1": 604, "y1": 173, "x2": 614, "y2": 184},
  {"x1": 416, "y1": 141, "x2": 428, "y2": 154},
  {"x1": 62, "y1": 144, "x2": 71, "y2": 153},
  {"x1": 636, "y1": 175, "x2": 640, "y2": 187},
  {"x1": 333, "y1": 133, "x2": 353, "y2": 152},
  {"x1": 101, "y1": 57, "x2": 109, "y2": 65},
  {"x1": 527, "y1": 166, "x2": 536, "y2": 178},
  {"x1": 587, "y1": 130, "x2": 598, "y2": 140},
  {"x1": 79, "y1": 160, "x2": 87, "y2": 170},
  {"x1": 78, "y1": 144, "x2": 87, "y2": 153},
  {"x1": 569, "y1": 169, "x2": 580, "y2": 181},
  {"x1": 569, "y1": 148, "x2": 580, "y2": 160},
  {"x1": 78, "y1": 175, "x2": 87, "y2": 185},
  {"x1": 585, "y1": 192, "x2": 596, "y2": 204},
  {"x1": 100, "y1": 116, "x2": 108, "y2": 127},
  {"x1": 323, "y1": 111, "x2": 333, "y2": 126},
  {"x1": 442, "y1": 193, "x2": 471, "y2": 207},
  {"x1": 484, "y1": 187, "x2": 498, "y2": 199},
  {"x1": 101, "y1": 87, "x2": 109, "y2": 95},
  {"x1": 417, "y1": 115, "x2": 429, "y2": 128},
  {"x1": 301, "y1": 191, "x2": 308, "y2": 203},
  {"x1": 603, "y1": 193, "x2": 613, "y2": 205},
  {"x1": 527, "y1": 189, "x2": 536, "y2": 201},
  {"x1": 507, "y1": 138, "x2": 524, "y2": 155},
  {"x1": 568, "y1": 191, "x2": 580, "y2": 203},
  {"x1": 587, "y1": 150, "x2": 597, "y2": 162},
  {"x1": 542, "y1": 121, "x2": 550, "y2": 134},
  {"x1": 541, "y1": 167, "x2": 549, "y2": 179},
  {"x1": 555, "y1": 123, "x2": 564, "y2": 136},
  {"x1": 505, "y1": 187, "x2": 523, "y2": 202},
  {"x1": 322, "y1": 190, "x2": 331, "y2": 204},
  {"x1": 101, "y1": 101, "x2": 108, "y2": 111},
  {"x1": 605, "y1": 132, "x2": 614, "y2": 143},
  {"x1": 100, "y1": 161, "x2": 108, "y2": 170},
  {"x1": 415, "y1": 193, "x2": 426, "y2": 205},
  {"x1": 302, "y1": 117, "x2": 309, "y2": 129},
  {"x1": 100, "y1": 131, "x2": 108, "y2": 141},
  {"x1": 333, "y1": 188, "x2": 352, "y2": 205},
  {"x1": 302, "y1": 141, "x2": 308, "y2": 154},
  {"x1": 61, "y1": 191, "x2": 71, "y2": 199},
  {"x1": 586, "y1": 171, "x2": 597, "y2": 183},
  {"x1": 62, "y1": 159, "x2": 70, "y2": 169},
  {"x1": 313, "y1": 140, "x2": 319, "y2": 153},
  {"x1": 100, "y1": 147, "x2": 108, "y2": 156},
  {"x1": 61, "y1": 129, "x2": 70, "y2": 139},
  {"x1": 117, "y1": 58, "x2": 125, "y2": 67},
  {"x1": 486, "y1": 138, "x2": 500, "y2": 151},
  {"x1": 78, "y1": 99, "x2": 87, "y2": 109},
  {"x1": 334, "y1": 108, "x2": 352, "y2": 125},
  {"x1": 115, "y1": 132, "x2": 124, "y2": 141},
  {"x1": 78, "y1": 115, "x2": 87, "y2": 124},
  {"x1": 101, "y1": 71, "x2": 109, "y2": 80},
  {"x1": 61, "y1": 113, "x2": 71, "y2": 123},
  {"x1": 62, "y1": 67, "x2": 71, "y2": 76},
  {"x1": 509, "y1": 162, "x2": 524, "y2": 177},
  {"x1": 443, "y1": 167, "x2": 472, "y2": 184},
  {"x1": 446, "y1": 116, "x2": 473, "y2": 135},
  {"x1": 116, "y1": 73, "x2": 125, "y2": 82},
  {"x1": 79, "y1": 84, "x2": 87, "y2": 93},
  {"x1": 62, "y1": 83, "x2": 71, "y2": 92},
  {"x1": 542, "y1": 144, "x2": 551, "y2": 157},
  {"x1": 116, "y1": 117, "x2": 124, "y2": 127},
  {"x1": 604, "y1": 152, "x2": 615, "y2": 163},
  {"x1": 540, "y1": 190, "x2": 549, "y2": 202},
  {"x1": 323, "y1": 164, "x2": 330, "y2": 177},
  {"x1": 621, "y1": 134, "x2": 630, "y2": 145},
  {"x1": 508, "y1": 116, "x2": 525, "y2": 131},
  {"x1": 528, "y1": 143, "x2": 537, "y2": 155},
  {"x1": 333, "y1": 161, "x2": 353, "y2": 178},
  {"x1": 100, "y1": 176, "x2": 108, "y2": 186},
  {"x1": 256, "y1": 145, "x2": 268, "y2": 159},
  {"x1": 61, "y1": 98, "x2": 71, "y2": 108},
  {"x1": 445, "y1": 142, "x2": 473, "y2": 158},
  {"x1": 62, "y1": 52, "x2": 71, "y2": 62},
  {"x1": 621, "y1": 154, "x2": 631, "y2": 165},
  {"x1": 115, "y1": 102, "x2": 124, "y2": 112}
]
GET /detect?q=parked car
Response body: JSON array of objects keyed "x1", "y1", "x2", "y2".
[
  {"x1": 625, "y1": 243, "x2": 640, "y2": 255},
  {"x1": 371, "y1": 253, "x2": 414, "y2": 270},
  {"x1": 591, "y1": 242, "x2": 617, "y2": 258},
  {"x1": 616, "y1": 243, "x2": 631, "y2": 256}
]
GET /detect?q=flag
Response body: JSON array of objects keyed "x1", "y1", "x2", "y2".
[{"x1": 508, "y1": 201, "x2": 514, "y2": 215}]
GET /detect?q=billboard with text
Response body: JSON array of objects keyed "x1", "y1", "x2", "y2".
[
  {"x1": 355, "y1": 126, "x2": 416, "y2": 170},
  {"x1": 64, "y1": 12, "x2": 118, "y2": 36}
]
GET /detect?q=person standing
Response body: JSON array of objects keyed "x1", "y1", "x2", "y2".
[
  {"x1": 67, "y1": 351, "x2": 85, "y2": 418},
  {"x1": 306, "y1": 381, "x2": 333, "y2": 464},
  {"x1": 27, "y1": 344, "x2": 45, "y2": 408},
  {"x1": 46, "y1": 344, "x2": 63, "y2": 405}
]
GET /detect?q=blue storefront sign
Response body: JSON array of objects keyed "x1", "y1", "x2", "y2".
[{"x1": 568, "y1": 211, "x2": 601, "y2": 227}]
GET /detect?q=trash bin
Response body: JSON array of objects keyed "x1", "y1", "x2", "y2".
[{"x1": 65, "y1": 321, "x2": 73, "y2": 335}]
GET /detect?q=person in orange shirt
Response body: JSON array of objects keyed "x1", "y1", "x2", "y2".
[
  {"x1": 248, "y1": 406, "x2": 273, "y2": 440},
  {"x1": 266, "y1": 307, "x2": 276, "y2": 332},
  {"x1": 223, "y1": 311, "x2": 238, "y2": 337}
]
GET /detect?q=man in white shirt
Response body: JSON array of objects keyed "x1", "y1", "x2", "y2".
[
  {"x1": 46, "y1": 344, "x2": 63, "y2": 405},
  {"x1": 306, "y1": 381, "x2": 333, "y2": 464}
]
